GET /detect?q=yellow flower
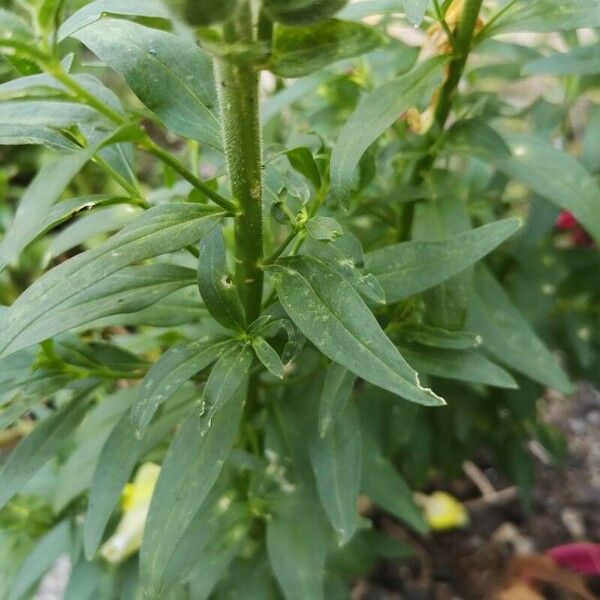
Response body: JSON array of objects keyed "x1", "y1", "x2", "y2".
[
  {"x1": 100, "y1": 463, "x2": 161, "y2": 564},
  {"x1": 419, "y1": 491, "x2": 469, "y2": 531}
]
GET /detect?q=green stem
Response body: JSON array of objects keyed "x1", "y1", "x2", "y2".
[
  {"x1": 432, "y1": 0, "x2": 457, "y2": 54},
  {"x1": 400, "y1": 0, "x2": 483, "y2": 240},
  {"x1": 261, "y1": 230, "x2": 298, "y2": 267},
  {"x1": 143, "y1": 141, "x2": 237, "y2": 212},
  {"x1": 214, "y1": 5, "x2": 264, "y2": 323},
  {"x1": 50, "y1": 62, "x2": 236, "y2": 212},
  {"x1": 432, "y1": 0, "x2": 483, "y2": 128}
]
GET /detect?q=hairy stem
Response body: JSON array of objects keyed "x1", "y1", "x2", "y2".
[{"x1": 214, "y1": 5, "x2": 264, "y2": 323}]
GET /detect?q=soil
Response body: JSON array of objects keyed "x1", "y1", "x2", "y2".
[{"x1": 355, "y1": 384, "x2": 600, "y2": 600}]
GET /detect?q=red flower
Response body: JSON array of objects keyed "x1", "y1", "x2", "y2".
[{"x1": 556, "y1": 211, "x2": 578, "y2": 230}]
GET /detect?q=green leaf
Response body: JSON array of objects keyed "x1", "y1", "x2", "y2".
[
  {"x1": 131, "y1": 337, "x2": 231, "y2": 436},
  {"x1": 452, "y1": 122, "x2": 600, "y2": 242},
  {"x1": 403, "y1": 0, "x2": 429, "y2": 26},
  {"x1": 271, "y1": 255, "x2": 445, "y2": 406},
  {"x1": 524, "y1": 42, "x2": 600, "y2": 76},
  {"x1": 319, "y1": 361, "x2": 356, "y2": 437},
  {"x1": 0, "y1": 373, "x2": 73, "y2": 429},
  {"x1": 53, "y1": 388, "x2": 136, "y2": 512},
  {"x1": 468, "y1": 268, "x2": 572, "y2": 393},
  {"x1": 0, "y1": 125, "x2": 75, "y2": 150},
  {"x1": 310, "y1": 400, "x2": 361, "y2": 545},
  {"x1": 140, "y1": 385, "x2": 246, "y2": 596},
  {"x1": 330, "y1": 58, "x2": 445, "y2": 204},
  {"x1": 264, "y1": 0, "x2": 348, "y2": 24},
  {"x1": 73, "y1": 18, "x2": 221, "y2": 149},
  {"x1": 63, "y1": 560, "x2": 106, "y2": 600},
  {"x1": 45, "y1": 205, "x2": 142, "y2": 263},
  {"x1": 0, "y1": 264, "x2": 196, "y2": 359},
  {"x1": 197, "y1": 226, "x2": 246, "y2": 330},
  {"x1": 339, "y1": 0, "x2": 405, "y2": 20},
  {"x1": 161, "y1": 489, "x2": 246, "y2": 591},
  {"x1": 286, "y1": 147, "x2": 322, "y2": 189},
  {"x1": 0, "y1": 203, "x2": 222, "y2": 358},
  {"x1": 398, "y1": 324, "x2": 481, "y2": 350},
  {"x1": 252, "y1": 336, "x2": 285, "y2": 379},
  {"x1": 58, "y1": 0, "x2": 171, "y2": 40},
  {"x1": 412, "y1": 194, "x2": 472, "y2": 331},
  {"x1": 84, "y1": 389, "x2": 193, "y2": 559},
  {"x1": 361, "y1": 431, "x2": 428, "y2": 534},
  {"x1": 83, "y1": 415, "x2": 140, "y2": 560},
  {"x1": 176, "y1": 0, "x2": 240, "y2": 26},
  {"x1": 267, "y1": 490, "x2": 331, "y2": 600},
  {"x1": 184, "y1": 517, "x2": 249, "y2": 600},
  {"x1": 307, "y1": 235, "x2": 386, "y2": 305},
  {"x1": 481, "y1": 0, "x2": 600, "y2": 37},
  {"x1": 8, "y1": 520, "x2": 73, "y2": 600},
  {"x1": 0, "y1": 100, "x2": 106, "y2": 128},
  {"x1": 399, "y1": 347, "x2": 518, "y2": 388},
  {"x1": 0, "y1": 397, "x2": 90, "y2": 510},
  {"x1": 270, "y1": 19, "x2": 385, "y2": 78},
  {"x1": 306, "y1": 216, "x2": 344, "y2": 241},
  {"x1": 365, "y1": 218, "x2": 521, "y2": 304},
  {"x1": 582, "y1": 104, "x2": 600, "y2": 173},
  {"x1": 498, "y1": 134, "x2": 600, "y2": 244},
  {"x1": 200, "y1": 344, "x2": 253, "y2": 434},
  {"x1": 0, "y1": 148, "x2": 96, "y2": 272}
]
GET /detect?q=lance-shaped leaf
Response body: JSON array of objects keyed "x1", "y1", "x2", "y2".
[
  {"x1": 267, "y1": 489, "x2": 331, "y2": 600},
  {"x1": 174, "y1": 0, "x2": 240, "y2": 26},
  {"x1": 403, "y1": 0, "x2": 429, "y2": 25},
  {"x1": 0, "y1": 100, "x2": 105, "y2": 129},
  {"x1": 365, "y1": 218, "x2": 521, "y2": 304},
  {"x1": 340, "y1": 0, "x2": 407, "y2": 19},
  {"x1": 45, "y1": 205, "x2": 142, "y2": 263},
  {"x1": 0, "y1": 203, "x2": 223, "y2": 359},
  {"x1": 131, "y1": 337, "x2": 232, "y2": 436},
  {"x1": 140, "y1": 384, "x2": 246, "y2": 597},
  {"x1": 252, "y1": 336, "x2": 285, "y2": 379},
  {"x1": 447, "y1": 121, "x2": 600, "y2": 243},
  {"x1": 468, "y1": 268, "x2": 572, "y2": 393},
  {"x1": 0, "y1": 264, "x2": 197, "y2": 358},
  {"x1": 330, "y1": 58, "x2": 445, "y2": 203},
  {"x1": 264, "y1": 0, "x2": 348, "y2": 25},
  {"x1": 197, "y1": 227, "x2": 246, "y2": 330},
  {"x1": 83, "y1": 416, "x2": 140, "y2": 559},
  {"x1": 8, "y1": 520, "x2": 73, "y2": 600},
  {"x1": 480, "y1": 0, "x2": 600, "y2": 37},
  {"x1": 0, "y1": 147, "x2": 96, "y2": 272},
  {"x1": 310, "y1": 400, "x2": 361, "y2": 545},
  {"x1": 399, "y1": 347, "x2": 518, "y2": 389},
  {"x1": 84, "y1": 389, "x2": 194, "y2": 559},
  {"x1": 58, "y1": 0, "x2": 171, "y2": 40},
  {"x1": 361, "y1": 431, "x2": 428, "y2": 534},
  {"x1": 271, "y1": 255, "x2": 445, "y2": 406},
  {"x1": 73, "y1": 18, "x2": 221, "y2": 149},
  {"x1": 270, "y1": 19, "x2": 386, "y2": 78},
  {"x1": 0, "y1": 397, "x2": 90, "y2": 510},
  {"x1": 0, "y1": 125, "x2": 75, "y2": 150},
  {"x1": 499, "y1": 135, "x2": 600, "y2": 244},
  {"x1": 524, "y1": 43, "x2": 600, "y2": 76},
  {"x1": 319, "y1": 361, "x2": 356, "y2": 437},
  {"x1": 199, "y1": 344, "x2": 254, "y2": 434}
]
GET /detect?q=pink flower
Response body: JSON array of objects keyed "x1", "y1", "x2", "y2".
[{"x1": 547, "y1": 543, "x2": 600, "y2": 577}]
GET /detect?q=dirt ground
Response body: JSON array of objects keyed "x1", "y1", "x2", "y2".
[{"x1": 356, "y1": 384, "x2": 600, "y2": 600}]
